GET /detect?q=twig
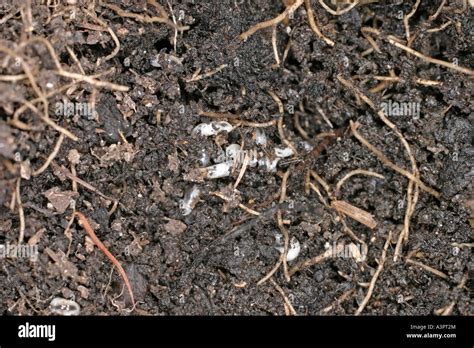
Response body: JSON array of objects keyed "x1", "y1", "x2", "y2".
[
  {"x1": 349, "y1": 122, "x2": 438, "y2": 197},
  {"x1": 428, "y1": 0, "x2": 447, "y2": 21},
  {"x1": 403, "y1": 0, "x2": 420, "y2": 44},
  {"x1": 305, "y1": 0, "x2": 334, "y2": 46},
  {"x1": 32, "y1": 134, "x2": 64, "y2": 176},
  {"x1": 277, "y1": 210, "x2": 291, "y2": 282},
  {"x1": 101, "y1": 1, "x2": 189, "y2": 31},
  {"x1": 405, "y1": 258, "x2": 449, "y2": 280},
  {"x1": 321, "y1": 288, "x2": 354, "y2": 314},
  {"x1": 166, "y1": 0, "x2": 178, "y2": 54},
  {"x1": 186, "y1": 64, "x2": 228, "y2": 82},
  {"x1": 426, "y1": 20, "x2": 452, "y2": 33},
  {"x1": 331, "y1": 200, "x2": 377, "y2": 229},
  {"x1": 271, "y1": 25, "x2": 280, "y2": 66},
  {"x1": 16, "y1": 178, "x2": 25, "y2": 244},
  {"x1": 257, "y1": 255, "x2": 283, "y2": 285},
  {"x1": 289, "y1": 243, "x2": 343, "y2": 276},
  {"x1": 336, "y1": 169, "x2": 384, "y2": 192},
  {"x1": 355, "y1": 231, "x2": 391, "y2": 315},
  {"x1": 387, "y1": 35, "x2": 474, "y2": 76},
  {"x1": 50, "y1": 161, "x2": 116, "y2": 202},
  {"x1": 234, "y1": 152, "x2": 250, "y2": 189},
  {"x1": 318, "y1": 0, "x2": 359, "y2": 16},
  {"x1": 270, "y1": 90, "x2": 298, "y2": 155},
  {"x1": 270, "y1": 277, "x2": 297, "y2": 315},
  {"x1": 239, "y1": 0, "x2": 304, "y2": 41}
]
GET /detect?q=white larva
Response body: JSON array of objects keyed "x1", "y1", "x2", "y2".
[
  {"x1": 49, "y1": 297, "x2": 80, "y2": 316},
  {"x1": 192, "y1": 121, "x2": 233, "y2": 137},
  {"x1": 258, "y1": 157, "x2": 280, "y2": 172},
  {"x1": 300, "y1": 141, "x2": 314, "y2": 152},
  {"x1": 205, "y1": 161, "x2": 233, "y2": 179},
  {"x1": 199, "y1": 148, "x2": 210, "y2": 166},
  {"x1": 255, "y1": 129, "x2": 267, "y2": 146},
  {"x1": 180, "y1": 185, "x2": 201, "y2": 215},
  {"x1": 286, "y1": 237, "x2": 301, "y2": 262},
  {"x1": 225, "y1": 144, "x2": 241, "y2": 160},
  {"x1": 276, "y1": 237, "x2": 301, "y2": 262},
  {"x1": 274, "y1": 147, "x2": 294, "y2": 158}
]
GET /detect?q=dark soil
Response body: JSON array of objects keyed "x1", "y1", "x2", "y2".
[{"x1": 0, "y1": 0, "x2": 472, "y2": 315}]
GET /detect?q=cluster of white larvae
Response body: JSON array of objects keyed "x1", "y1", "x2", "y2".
[
  {"x1": 192, "y1": 121, "x2": 296, "y2": 179},
  {"x1": 179, "y1": 120, "x2": 304, "y2": 262}
]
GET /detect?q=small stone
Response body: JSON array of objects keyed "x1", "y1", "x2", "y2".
[{"x1": 164, "y1": 219, "x2": 187, "y2": 235}]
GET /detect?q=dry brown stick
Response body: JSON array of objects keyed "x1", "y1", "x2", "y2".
[
  {"x1": 57, "y1": 70, "x2": 129, "y2": 91},
  {"x1": 239, "y1": 0, "x2": 304, "y2": 41},
  {"x1": 331, "y1": 200, "x2": 377, "y2": 230},
  {"x1": 279, "y1": 169, "x2": 291, "y2": 203},
  {"x1": 257, "y1": 255, "x2": 283, "y2": 285},
  {"x1": 19, "y1": 99, "x2": 78, "y2": 141},
  {"x1": 320, "y1": 288, "x2": 355, "y2": 314},
  {"x1": 387, "y1": 35, "x2": 474, "y2": 76},
  {"x1": 0, "y1": 45, "x2": 49, "y2": 117},
  {"x1": 349, "y1": 121, "x2": 438, "y2": 197},
  {"x1": 368, "y1": 75, "x2": 442, "y2": 86},
  {"x1": 361, "y1": 27, "x2": 381, "y2": 53},
  {"x1": 17, "y1": 37, "x2": 130, "y2": 91},
  {"x1": 428, "y1": 0, "x2": 447, "y2": 21},
  {"x1": 426, "y1": 20, "x2": 452, "y2": 33},
  {"x1": 277, "y1": 210, "x2": 291, "y2": 282},
  {"x1": 403, "y1": 0, "x2": 420, "y2": 44},
  {"x1": 405, "y1": 258, "x2": 449, "y2": 280},
  {"x1": 271, "y1": 25, "x2": 281, "y2": 66},
  {"x1": 0, "y1": 74, "x2": 27, "y2": 81},
  {"x1": 318, "y1": 0, "x2": 359, "y2": 15},
  {"x1": 75, "y1": 211, "x2": 135, "y2": 307},
  {"x1": 234, "y1": 119, "x2": 278, "y2": 128},
  {"x1": 308, "y1": 181, "x2": 328, "y2": 206},
  {"x1": 289, "y1": 243, "x2": 342, "y2": 276},
  {"x1": 50, "y1": 161, "x2": 116, "y2": 202},
  {"x1": 202, "y1": 117, "x2": 277, "y2": 130},
  {"x1": 304, "y1": 0, "x2": 334, "y2": 46},
  {"x1": 294, "y1": 112, "x2": 310, "y2": 140},
  {"x1": 234, "y1": 152, "x2": 250, "y2": 190},
  {"x1": 268, "y1": 90, "x2": 298, "y2": 155},
  {"x1": 32, "y1": 134, "x2": 64, "y2": 176},
  {"x1": 310, "y1": 170, "x2": 332, "y2": 197},
  {"x1": 336, "y1": 169, "x2": 384, "y2": 192},
  {"x1": 186, "y1": 64, "x2": 228, "y2": 82},
  {"x1": 316, "y1": 106, "x2": 333, "y2": 128},
  {"x1": 270, "y1": 277, "x2": 297, "y2": 315},
  {"x1": 66, "y1": 46, "x2": 86, "y2": 75},
  {"x1": 16, "y1": 178, "x2": 25, "y2": 244},
  {"x1": 101, "y1": 1, "x2": 189, "y2": 31},
  {"x1": 355, "y1": 231, "x2": 392, "y2": 315},
  {"x1": 83, "y1": 9, "x2": 121, "y2": 63},
  {"x1": 338, "y1": 74, "x2": 422, "y2": 261}
]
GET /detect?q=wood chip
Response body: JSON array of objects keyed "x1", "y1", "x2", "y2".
[
  {"x1": 43, "y1": 187, "x2": 78, "y2": 214},
  {"x1": 331, "y1": 200, "x2": 377, "y2": 229}
]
